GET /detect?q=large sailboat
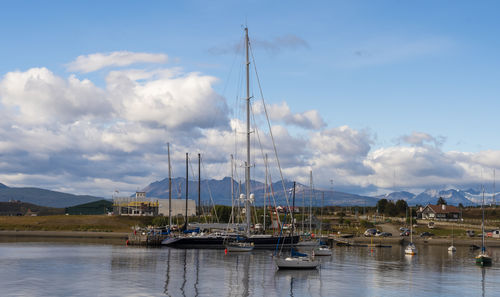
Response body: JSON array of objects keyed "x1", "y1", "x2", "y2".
[{"x1": 163, "y1": 27, "x2": 299, "y2": 249}]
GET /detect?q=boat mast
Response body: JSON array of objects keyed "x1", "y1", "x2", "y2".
[
  {"x1": 244, "y1": 27, "x2": 251, "y2": 236},
  {"x1": 168, "y1": 143, "x2": 172, "y2": 228},
  {"x1": 309, "y1": 171, "x2": 313, "y2": 234},
  {"x1": 231, "y1": 154, "x2": 234, "y2": 225},
  {"x1": 482, "y1": 186, "x2": 485, "y2": 253},
  {"x1": 184, "y1": 152, "x2": 188, "y2": 231},
  {"x1": 198, "y1": 153, "x2": 201, "y2": 221},
  {"x1": 264, "y1": 154, "x2": 268, "y2": 232}
]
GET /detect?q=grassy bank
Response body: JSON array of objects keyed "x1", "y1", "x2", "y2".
[{"x1": 0, "y1": 215, "x2": 154, "y2": 232}]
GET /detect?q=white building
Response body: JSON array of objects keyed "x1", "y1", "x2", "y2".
[{"x1": 158, "y1": 198, "x2": 196, "y2": 217}]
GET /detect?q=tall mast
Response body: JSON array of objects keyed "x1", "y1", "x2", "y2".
[
  {"x1": 309, "y1": 170, "x2": 313, "y2": 234},
  {"x1": 184, "y1": 152, "x2": 189, "y2": 231},
  {"x1": 168, "y1": 143, "x2": 172, "y2": 228},
  {"x1": 198, "y1": 153, "x2": 201, "y2": 221},
  {"x1": 482, "y1": 186, "x2": 485, "y2": 252},
  {"x1": 264, "y1": 154, "x2": 268, "y2": 232},
  {"x1": 244, "y1": 27, "x2": 251, "y2": 236},
  {"x1": 230, "y1": 154, "x2": 234, "y2": 225}
]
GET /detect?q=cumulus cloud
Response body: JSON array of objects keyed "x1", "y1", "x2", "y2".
[
  {"x1": 0, "y1": 67, "x2": 111, "y2": 125},
  {"x1": 1, "y1": 53, "x2": 500, "y2": 198},
  {"x1": 66, "y1": 51, "x2": 168, "y2": 73},
  {"x1": 399, "y1": 131, "x2": 445, "y2": 147},
  {"x1": 253, "y1": 101, "x2": 326, "y2": 130}
]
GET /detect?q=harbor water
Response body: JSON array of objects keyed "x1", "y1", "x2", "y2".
[{"x1": 0, "y1": 241, "x2": 499, "y2": 296}]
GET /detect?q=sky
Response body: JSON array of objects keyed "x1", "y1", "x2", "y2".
[{"x1": 0, "y1": 0, "x2": 499, "y2": 198}]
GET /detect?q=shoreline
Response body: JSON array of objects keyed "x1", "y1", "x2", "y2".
[
  {"x1": 0, "y1": 230, "x2": 129, "y2": 245},
  {"x1": 335, "y1": 236, "x2": 500, "y2": 247}
]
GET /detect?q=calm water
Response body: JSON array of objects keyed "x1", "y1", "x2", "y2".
[{"x1": 1, "y1": 241, "x2": 499, "y2": 297}]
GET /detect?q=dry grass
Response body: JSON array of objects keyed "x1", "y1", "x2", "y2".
[{"x1": 0, "y1": 215, "x2": 153, "y2": 232}]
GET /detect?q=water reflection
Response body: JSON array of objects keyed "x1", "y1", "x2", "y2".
[{"x1": 1, "y1": 242, "x2": 500, "y2": 296}]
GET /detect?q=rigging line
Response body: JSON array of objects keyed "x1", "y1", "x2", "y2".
[
  {"x1": 200, "y1": 157, "x2": 220, "y2": 223},
  {"x1": 186, "y1": 154, "x2": 209, "y2": 223},
  {"x1": 249, "y1": 41, "x2": 290, "y2": 209},
  {"x1": 267, "y1": 171, "x2": 282, "y2": 233}
]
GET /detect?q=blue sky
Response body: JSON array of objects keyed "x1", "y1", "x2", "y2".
[{"x1": 0, "y1": 1, "x2": 499, "y2": 197}]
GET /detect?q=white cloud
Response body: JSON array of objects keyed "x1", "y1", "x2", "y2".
[
  {"x1": 399, "y1": 131, "x2": 445, "y2": 147},
  {"x1": 253, "y1": 101, "x2": 326, "y2": 130},
  {"x1": 0, "y1": 68, "x2": 111, "y2": 125},
  {"x1": 66, "y1": 51, "x2": 168, "y2": 73},
  {"x1": 2, "y1": 54, "x2": 500, "y2": 198}
]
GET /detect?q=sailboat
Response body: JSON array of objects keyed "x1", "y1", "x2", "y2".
[
  {"x1": 475, "y1": 187, "x2": 492, "y2": 266},
  {"x1": 448, "y1": 223, "x2": 456, "y2": 252},
  {"x1": 405, "y1": 206, "x2": 417, "y2": 255},
  {"x1": 314, "y1": 192, "x2": 332, "y2": 256},
  {"x1": 225, "y1": 155, "x2": 254, "y2": 253},
  {"x1": 275, "y1": 182, "x2": 320, "y2": 269}
]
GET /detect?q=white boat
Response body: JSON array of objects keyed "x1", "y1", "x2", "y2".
[
  {"x1": 475, "y1": 187, "x2": 492, "y2": 266},
  {"x1": 225, "y1": 241, "x2": 254, "y2": 252},
  {"x1": 275, "y1": 256, "x2": 320, "y2": 270},
  {"x1": 405, "y1": 242, "x2": 417, "y2": 255},
  {"x1": 274, "y1": 182, "x2": 320, "y2": 270},
  {"x1": 314, "y1": 245, "x2": 332, "y2": 256},
  {"x1": 448, "y1": 224, "x2": 456, "y2": 252},
  {"x1": 405, "y1": 206, "x2": 417, "y2": 255}
]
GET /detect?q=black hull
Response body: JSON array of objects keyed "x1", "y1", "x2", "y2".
[
  {"x1": 162, "y1": 235, "x2": 300, "y2": 249},
  {"x1": 246, "y1": 235, "x2": 300, "y2": 249}
]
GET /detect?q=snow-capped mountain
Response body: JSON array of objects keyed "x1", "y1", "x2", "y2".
[{"x1": 382, "y1": 188, "x2": 500, "y2": 206}]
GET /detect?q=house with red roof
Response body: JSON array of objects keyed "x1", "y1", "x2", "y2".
[{"x1": 418, "y1": 204, "x2": 461, "y2": 221}]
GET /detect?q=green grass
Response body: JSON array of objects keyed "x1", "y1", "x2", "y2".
[{"x1": 0, "y1": 215, "x2": 154, "y2": 232}]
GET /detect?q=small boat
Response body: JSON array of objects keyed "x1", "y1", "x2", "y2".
[
  {"x1": 405, "y1": 242, "x2": 417, "y2": 255},
  {"x1": 405, "y1": 206, "x2": 417, "y2": 255},
  {"x1": 314, "y1": 245, "x2": 332, "y2": 256},
  {"x1": 274, "y1": 182, "x2": 320, "y2": 270},
  {"x1": 475, "y1": 188, "x2": 492, "y2": 266},
  {"x1": 275, "y1": 254, "x2": 321, "y2": 270},
  {"x1": 448, "y1": 224, "x2": 456, "y2": 252}
]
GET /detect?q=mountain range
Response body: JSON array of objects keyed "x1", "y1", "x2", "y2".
[{"x1": 1, "y1": 179, "x2": 497, "y2": 208}]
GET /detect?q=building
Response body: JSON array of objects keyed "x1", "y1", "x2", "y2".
[
  {"x1": 113, "y1": 191, "x2": 197, "y2": 217},
  {"x1": 419, "y1": 204, "x2": 461, "y2": 221},
  {"x1": 113, "y1": 192, "x2": 159, "y2": 216},
  {"x1": 158, "y1": 198, "x2": 196, "y2": 217}
]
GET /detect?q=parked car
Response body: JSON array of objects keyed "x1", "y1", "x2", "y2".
[
  {"x1": 399, "y1": 227, "x2": 408, "y2": 232},
  {"x1": 420, "y1": 232, "x2": 434, "y2": 237},
  {"x1": 466, "y1": 230, "x2": 475, "y2": 237},
  {"x1": 400, "y1": 230, "x2": 410, "y2": 236},
  {"x1": 376, "y1": 232, "x2": 392, "y2": 237},
  {"x1": 364, "y1": 228, "x2": 378, "y2": 237}
]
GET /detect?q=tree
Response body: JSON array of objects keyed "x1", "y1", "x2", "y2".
[
  {"x1": 395, "y1": 199, "x2": 408, "y2": 215},
  {"x1": 377, "y1": 199, "x2": 388, "y2": 214},
  {"x1": 436, "y1": 197, "x2": 447, "y2": 205}
]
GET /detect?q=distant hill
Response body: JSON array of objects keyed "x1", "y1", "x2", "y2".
[
  {"x1": 0, "y1": 185, "x2": 104, "y2": 208},
  {"x1": 66, "y1": 200, "x2": 113, "y2": 215},
  {"x1": 0, "y1": 201, "x2": 64, "y2": 216},
  {"x1": 142, "y1": 177, "x2": 379, "y2": 206}
]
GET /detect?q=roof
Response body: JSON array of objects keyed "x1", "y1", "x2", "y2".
[{"x1": 424, "y1": 204, "x2": 460, "y2": 214}]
